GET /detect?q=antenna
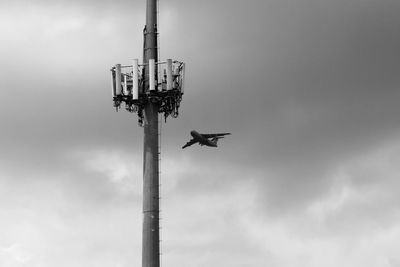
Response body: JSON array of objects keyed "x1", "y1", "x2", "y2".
[{"x1": 110, "y1": 60, "x2": 185, "y2": 122}]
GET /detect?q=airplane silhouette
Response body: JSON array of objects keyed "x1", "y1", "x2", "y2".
[{"x1": 182, "y1": 130, "x2": 231, "y2": 149}]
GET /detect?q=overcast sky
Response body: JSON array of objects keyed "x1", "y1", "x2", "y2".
[{"x1": 1, "y1": 0, "x2": 400, "y2": 266}]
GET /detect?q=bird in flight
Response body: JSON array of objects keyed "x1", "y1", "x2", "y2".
[{"x1": 182, "y1": 130, "x2": 231, "y2": 149}]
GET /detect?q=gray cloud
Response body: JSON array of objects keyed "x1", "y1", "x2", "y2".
[
  {"x1": 152, "y1": 0, "x2": 400, "y2": 218},
  {"x1": 1, "y1": 0, "x2": 400, "y2": 217},
  {"x1": 1, "y1": 0, "x2": 400, "y2": 266}
]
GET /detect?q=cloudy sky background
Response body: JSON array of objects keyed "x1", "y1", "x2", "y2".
[{"x1": 1, "y1": 0, "x2": 400, "y2": 266}]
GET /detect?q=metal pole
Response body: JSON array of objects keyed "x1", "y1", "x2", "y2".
[{"x1": 142, "y1": 0, "x2": 160, "y2": 267}]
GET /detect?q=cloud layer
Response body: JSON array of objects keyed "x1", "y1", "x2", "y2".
[{"x1": 1, "y1": 0, "x2": 400, "y2": 266}]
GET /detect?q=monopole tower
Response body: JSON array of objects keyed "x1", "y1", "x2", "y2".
[{"x1": 109, "y1": 0, "x2": 185, "y2": 266}]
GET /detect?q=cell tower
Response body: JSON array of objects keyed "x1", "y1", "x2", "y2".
[{"x1": 109, "y1": 1, "x2": 185, "y2": 267}]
